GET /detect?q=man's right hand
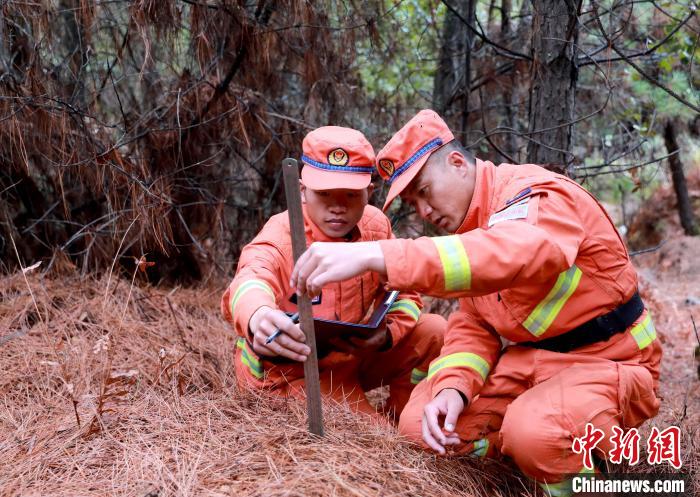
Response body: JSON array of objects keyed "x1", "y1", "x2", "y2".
[
  {"x1": 422, "y1": 388, "x2": 465, "y2": 455},
  {"x1": 248, "y1": 306, "x2": 310, "y2": 361}
]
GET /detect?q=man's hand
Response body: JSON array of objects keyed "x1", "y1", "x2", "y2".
[
  {"x1": 422, "y1": 388, "x2": 465, "y2": 455},
  {"x1": 290, "y1": 241, "x2": 387, "y2": 298},
  {"x1": 329, "y1": 325, "x2": 390, "y2": 355},
  {"x1": 248, "y1": 306, "x2": 310, "y2": 361}
]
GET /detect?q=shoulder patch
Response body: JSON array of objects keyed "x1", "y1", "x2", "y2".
[{"x1": 488, "y1": 198, "x2": 529, "y2": 227}]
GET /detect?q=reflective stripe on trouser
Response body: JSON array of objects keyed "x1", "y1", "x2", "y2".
[
  {"x1": 537, "y1": 467, "x2": 596, "y2": 497},
  {"x1": 470, "y1": 438, "x2": 489, "y2": 458},
  {"x1": 398, "y1": 323, "x2": 661, "y2": 483},
  {"x1": 236, "y1": 337, "x2": 264, "y2": 379},
  {"x1": 410, "y1": 368, "x2": 427, "y2": 385},
  {"x1": 359, "y1": 313, "x2": 445, "y2": 417},
  {"x1": 235, "y1": 313, "x2": 446, "y2": 418}
]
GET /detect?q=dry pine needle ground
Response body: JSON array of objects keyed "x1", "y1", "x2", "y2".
[{"x1": 0, "y1": 269, "x2": 696, "y2": 496}]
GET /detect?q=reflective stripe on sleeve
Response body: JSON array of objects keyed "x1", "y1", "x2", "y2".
[
  {"x1": 431, "y1": 236, "x2": 472, "y2": 291},
  {"x1": 230, "y1": 279, "x2": 275, "y2": 316},
  {"x1": 630, "y1": 313, "x2": 657, "y2": 350},
  {"x1": 427, "y1": 352, "x2": 490, "y2": 381},
  {"x1": 523, "y1": 265, "x2": 582, "y2": 337},
  {"x1": 388, "y1": 299, "x2": 421, "y2": 321}
]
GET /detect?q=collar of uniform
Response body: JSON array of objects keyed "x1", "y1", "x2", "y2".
[
  {"x1": 453, "y1": 158, "x2": 496, "y2": 234},
  {"x1": 302, "y1": 204, "x2": 362, "y2": 243}
]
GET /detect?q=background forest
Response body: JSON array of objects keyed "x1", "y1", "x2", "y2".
[{"x1": 1, "y1": 0, "x2": 698, "y2": 282}]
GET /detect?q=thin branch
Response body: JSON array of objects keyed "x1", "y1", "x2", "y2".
[
  {"x1": 575, "y1": 150, "x2": 679, "y2": 171},
  {"x1": 579, "y1": 10, "x2": 695, "y2": 66},
  {"x1": 441, "y1": 0, "x2": 532, "y2": 61},
  {"x1": 629, "y1": 239, "x2": 667, "y2": 256},
  {"x1": 590, "y1": 1, "x2": 700, "y2": 113}
]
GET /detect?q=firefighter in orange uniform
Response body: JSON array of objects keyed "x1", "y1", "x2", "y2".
[
  {"x1": 221, "y1": 126, "x2": 445, "y2": 418},
  {"x1": 290, "y1": 111, "x2": 661, "y2": 495}
]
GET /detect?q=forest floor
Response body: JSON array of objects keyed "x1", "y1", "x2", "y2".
[{"x1": 1, "y1": 186, "x2": 699, "y2": 496}]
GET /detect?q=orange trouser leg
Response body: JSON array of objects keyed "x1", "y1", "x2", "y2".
[
  {"x1": 500, "y1": 356, "x2": 660, "y2": 483},
  {"x1": 398, "y1": 377, "x2": 512, "y2": 459},
  {"x1": 234, "y1": 314, "x2": 445, "y2": 418},
  {"x1": 359, "y1": 313, "x2": 446, "y2": 417},
  {"x1": 398, "y1": 333, "x2": 661, "y2": 484},
  {"x1": 398, "y1": 344, "x2": 533, "y2": 459},
  {"x1": 235, "y1": 346, "x2": 381, "y2": 417}
]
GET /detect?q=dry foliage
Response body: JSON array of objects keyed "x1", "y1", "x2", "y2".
[
  {"x1": 0, "y1": 0, "x2": 371, "y2": 282},
  {"x1": 0, "y1": 269, "x2": 537, "y2": 496},
  {"x1": 0, "y1": 250, "x2": 700, "y2": 497},
  {"x1": 0, "y1": 266, "x2": 697, "y2": 495}
]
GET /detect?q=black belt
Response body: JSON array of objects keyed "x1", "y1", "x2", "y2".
[{"x1": 519, "y1": 291, "x2": 644, "y2": 353}]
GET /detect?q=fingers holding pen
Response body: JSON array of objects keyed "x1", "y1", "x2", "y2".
[{"x1": 250, "y1": 309, "x2": 310, "y2": 361}]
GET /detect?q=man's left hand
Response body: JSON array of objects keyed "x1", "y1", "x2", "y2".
[
  {"x1": 290, "y1": 241, "x2": 387, "y2": 297},
  {"x1": 329, "y1": 325, "x2": 390, "y2": 355}
]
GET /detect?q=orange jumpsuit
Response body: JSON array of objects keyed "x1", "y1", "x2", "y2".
[
  {"x1": 387, "y1": 159, "x2": 661, "y2": 493},
  {"x1": 222, "y1": 205, "x2": 445, "y2": 416}
]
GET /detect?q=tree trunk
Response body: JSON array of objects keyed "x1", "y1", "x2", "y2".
[
  {"x1": 526, "y1": 0, "x2": 580, "y2": 174},
  {"x1": 500, "y1": 0, "x2": 512, "y2": 35},
  {"x1": 501, "y1": 0, "x2": 532, "y2": 162},
  {"x1": 664, "y1": 120, "x2": 698, "y2": 236},
  {"x1": 0, "y1": 16, "x2": 7, "y2": 76},
  {"x1": 60, "y1": 0, "x2": 90, "y2": 108},
  {"x1": 487, "y1": 0, "x2": 498, "y2": 32},
  {"x1": 500, "y1": 0, "x2": 518, "y2": 160},
  {"x1": 432, "y1": 0, "x2": 476, "y2": 137}
]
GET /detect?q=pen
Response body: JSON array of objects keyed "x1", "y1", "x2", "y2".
[{"x1": 265, "y1": 312, "x2": 300, "y2": 345}]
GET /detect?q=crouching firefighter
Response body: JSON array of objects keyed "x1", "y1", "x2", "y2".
[
  {"x1": 290, "y1": 110, "x2": 662, "y2": 495},
  {"x1": 222, "y1": 125, "x2": 446, "y2": 419}
]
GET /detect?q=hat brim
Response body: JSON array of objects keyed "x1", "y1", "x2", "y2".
[
  {"x1": 301, "y1": 166, "x2": 372, "y2": 191},
  {"x1": 381, "y1": 153, "x2": 431, "y2": 211}
]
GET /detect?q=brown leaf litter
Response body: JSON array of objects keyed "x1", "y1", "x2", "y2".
[{"x1": 0, "y1": 269, "x2": 697, "y2": 496}]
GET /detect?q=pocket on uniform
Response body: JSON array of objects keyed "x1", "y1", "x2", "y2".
[{"x1": 617, "y1": 363, "x2": 660, "y2": 429}]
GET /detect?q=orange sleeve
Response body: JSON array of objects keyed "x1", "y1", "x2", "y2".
[
  {"x1": 382, "y1": 220, "x2": 424, "y2": 346},
  {"x1": 377, "y1": 287, "x2": 422, "y2": 347},
  {"x1": 426, "y1": 299, "x2": 501, "y2": 402},
  {"x1": 379, "y1": 185, "x2": 585, "y2": 299},
  {"x1": 220, "y1": 220, "x2": 289, "y2": 339}
]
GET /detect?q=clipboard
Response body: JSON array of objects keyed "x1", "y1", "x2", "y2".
[{"x1": 313, "y1": 290, "x2": 400, "y2": 354}]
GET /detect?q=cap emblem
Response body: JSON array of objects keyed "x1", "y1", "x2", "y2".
[
  {"x1": 328, "y1": 148, "x2": 349, "y2": 166},
  {"x1": 378, "y1": 158, "x2": 395, "y2": 177}
]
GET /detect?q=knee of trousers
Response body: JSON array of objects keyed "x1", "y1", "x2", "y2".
[
  {"x1": 412, "y1": 313, "x2": 446, "y2": 354},
  {"x1": 500, "y1": 395, "x2": 578, "y2": 480},
  {"x1": 397, "y1": 383, "x2": 430, "y2": 446}
]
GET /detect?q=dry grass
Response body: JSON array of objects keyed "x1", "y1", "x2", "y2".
[
  {"x1": 0, "y1": 267, "x2": 697, "y2": 496},
  {"x1": 0, "y1": 270, "x2": 534, "y2": 497}
]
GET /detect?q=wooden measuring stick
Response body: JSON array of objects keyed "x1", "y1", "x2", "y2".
[{"x1": 281, "y1": 158, "x2": 324, "y2": 436}]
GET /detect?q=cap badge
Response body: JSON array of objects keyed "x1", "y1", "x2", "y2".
[
  {"x1": 378, "y1": 158, "x2": 395, "y2": 177},
  {"x1": 328, "y1": 148, "x2": 349, "y2": 166}
]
